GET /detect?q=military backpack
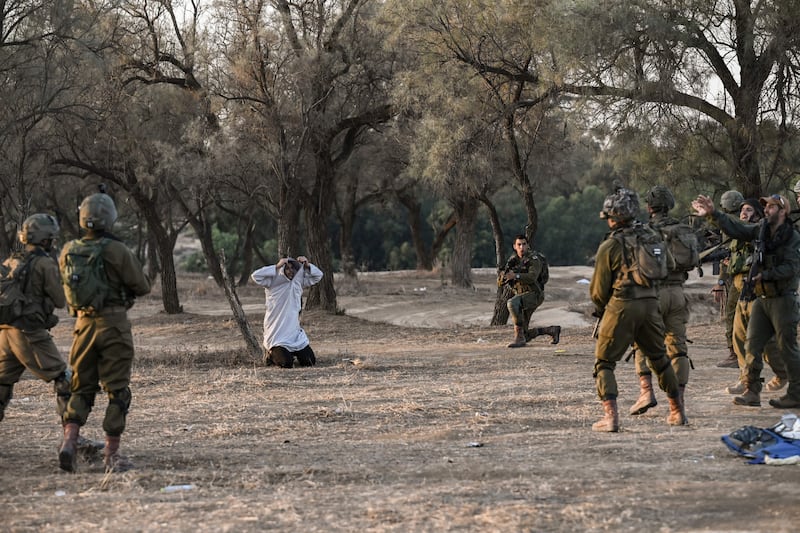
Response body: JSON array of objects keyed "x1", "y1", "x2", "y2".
[
  {"x1": 61, "y1": 238, "x2": 112, "y2": 314},
  {"x1": 657, "y1": 221, "x2": 700, "y2": 272},
  {"x1": 0, "y1": 251, "x2": 40, "y2": 325},
  {"x1": 614, "y1": 223, "x2": 670, "y2": 288}
]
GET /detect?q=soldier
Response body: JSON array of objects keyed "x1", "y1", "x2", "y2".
[
  {"x1": 692, "y1": 194, "x2": 800, "y2": 409},
  {"x1": 715, "y1": 190, "x2": 745, "y2": 368},
  {"x1": 58, "y1": 193, "x2": 151, "y2": 473},
  {"x1": 724, "y1": 199, "x2": 787, "y2": 395},
  {"x1": 629, "y1": 186, "x2": 698, "y2": 416},
  {"x1": 0, "y1": 215, "x2": 72, "y2": 424},
  {"x1": 590, "y1": 188, "x2": 687, "y2": 432},
  {"x1": 251, "y1": 256, "x2": 323, "y2": 368},
  {"x1": 499, "y1": 234, "x2": 560, "y2": 348}
]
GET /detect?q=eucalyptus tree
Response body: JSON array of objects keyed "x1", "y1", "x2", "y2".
[
  {"x1": 48, "y1": 0, "x2": 220, "y2": 314},
  {"x1": 0, "y1": 0, "x2": 78, "y2": 255},
  {"x1": 387, "y1": 0, "x2": 578, "y2": 304},
  {"x1": 548, "y1": 0, "x2": 800, "y2": 197},
  {"x1": 210, "y1": 0, "x2": 394, "y2": 312}
]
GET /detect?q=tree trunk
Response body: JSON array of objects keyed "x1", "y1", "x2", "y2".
[
  {"x1": 450, "y1": 196, "x2": 477, "y2": 288},
  {"x1": 154, "y1": 229, "x2": 183, "y2": 313},
  {"x1": 395, "y1": 189, "x2": 433, "y2": 270},
  {"x1": 303, "y1": 206, "x2": 337, "y2": 311},
  {"x1": 302, "y1": 154, "x2": 337, "y2": 312},
  {"x1": 728, "y1": 116, "x2": 762, "y2": 198},
  {"x1": 218, "y1": 249, "x2": 262, "y2": 361},
  {"x1": 503, "y1": 105, "x2": 539, "y2": 239},
  {"x1": 276, "y1": 204, "x2": 302, "y2": 258},
  {"x1": 136, "y1": 200, "x2": 183, "y2": 314},
  {"x1": 477, "y1": 193, "x2": 511, "y2": 326},
  {"x1": 187, "y1": 215, "x2": 224, "y2": 286},
  {"x1": 492, "y1": 285, "x2": 513, "y2": 326},
  {"x1": 338, "y1": 209, "x2": 358, "y2": 280},
  {"x1": 237, "y1": 217, "x2": 256, "y2": 286}
]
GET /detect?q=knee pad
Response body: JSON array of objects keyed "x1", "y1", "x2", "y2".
[
  {"x1": 53, "y1": 372, "x2": 71, "y2": 397},
  {"x1": 103, "y1": 387, "x2": 131, "y2": 436},
  {"x1": 649, "y1": 355, "x2": 672, "y2": 375},
  {"x1": 54, "y1": 373, "x2": 71, "y2": 418},
  {"x1": 268, "y1": 347, "x2": 293, "y2": 368},
  {"x1": 670, "y1": 353, "x2": 691, "y2": 384}
]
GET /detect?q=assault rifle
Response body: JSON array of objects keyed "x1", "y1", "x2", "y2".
[
  {"x1": 591, "y1": 310, "x2": 603, "y2": 339},
  {"x1": 498, "y1": 256, "x2": 521, "y2": 287},
  {"x1": 739, "y1": 219, "x2": 768, "y2": 303},
  {"x1": 699, "y1": 245, "x2": 731, "y2": 276}
]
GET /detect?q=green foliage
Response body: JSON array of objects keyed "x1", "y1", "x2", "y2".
[
  {"x1": 388, "y1": 242, "x2": 416, "y2": 270},
  {"x1": 535, "y1": 186, "x2": 609, "y2": 266}
]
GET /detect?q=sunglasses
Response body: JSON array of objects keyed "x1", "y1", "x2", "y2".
[{"x1": 770, "y1": 194, "x2": 786, "y2": 208}]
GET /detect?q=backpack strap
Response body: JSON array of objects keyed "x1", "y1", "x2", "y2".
[{"x1": 13, "y1": 249, "x2": 47, "y2": 295}]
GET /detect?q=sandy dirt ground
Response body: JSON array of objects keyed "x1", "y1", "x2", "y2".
[{"x1": 1, "y1": 267, "x2": 799, "y2": 532}]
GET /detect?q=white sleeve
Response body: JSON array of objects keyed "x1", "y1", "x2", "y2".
[
  {"x1": 302, "y1": 264, "x2": 324, "y2": 287},
  {"x1": 251, "y1": 265, "x2": 278, "y2": 287}
]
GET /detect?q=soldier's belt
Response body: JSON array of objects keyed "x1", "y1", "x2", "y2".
[{"x1": 76, "y1": 306, "x2": 128, "y2": 317}]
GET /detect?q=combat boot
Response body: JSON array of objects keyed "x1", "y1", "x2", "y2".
[
  {"x1": 733, "y1": 387, "x2": 761, "y2": 407},
  {"x1": 104, "y1": 435, "x2": 134, "y2": 472},
  {"x1": 0, "y1": 384, "x2": 12, "y2": 423},
  {"x1": 666, "y1": 395, "x2": 688, "y2": 426},
  {"x1": 592, "y1": 399, "x2": 619, "y2": 432},
  {"x1": 58, "y1": 422, "x2": 80, "y2": 473},
  {"x1": 77, "y1": 436, "x2": 105, "y2": 460},
  {"x1": 726, "y1": 380, "x2": 745, "y2": 395},
  {"x1": 508, "y1": 326, "x2": 527, "y2": 348},
  {"x1": 544, "y1": 325, "x2": 561, "y2": 345},
  {"x1": 716, "y1": 346, "x2": 739, "y2": 368},
  {"x1": 768, "y1": 395, "x2": 800, "y2": 409},
  {"x1": 629, "y1": 374, "x2": 657, "y2": 415},
  {"x1": 525, "y1": 328, "x2": 540, "y2": 341},
  {"x1": 765, "y1": 376, "x2": 787, "y2": 392}
]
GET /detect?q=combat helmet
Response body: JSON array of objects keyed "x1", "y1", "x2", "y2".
[
  {"x1": 720, "y1": 190, "x2": 744, "y2": 214},
  {"x1": 600, "y1": 187, "x2": 640, "y2": 222},
  {"x1": 18, "y1": 213, "x2": 59, "y2": 245},
  {"x1": 645, "y1": 185, "x2": 675, "y2": 211},
  {"x1": 79, "y1": 193, "x2": 117, "y2": 231}
]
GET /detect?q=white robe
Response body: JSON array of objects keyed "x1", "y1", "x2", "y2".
[{"x1": 250, "y1": 262, "x2": 324, "y2": 351}]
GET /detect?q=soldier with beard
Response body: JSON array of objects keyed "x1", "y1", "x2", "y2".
[{"x1": 693, "y1": 194, "x2": 800, "y2": 409}]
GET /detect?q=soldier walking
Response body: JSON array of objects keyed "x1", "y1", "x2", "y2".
[
  {"x1": 590, "y1": 188, "x2": 687, "y2": 432},
  {"x1": 58, "y1": 193, "x2": 151, "y2": 472},
  {"x1": 629, "y1": 186, "x2": 699, "y2": 416}
]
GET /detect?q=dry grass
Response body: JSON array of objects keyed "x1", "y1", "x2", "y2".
[{"x1": 1, "y1": 270, "x2": 798, "y2": 532}]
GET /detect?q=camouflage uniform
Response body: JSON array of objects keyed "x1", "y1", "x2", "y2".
[
  {"x1": 716, "y1": 190, "x2": 744, "y2": 367},
  {"x1": 504, "y1": 251, "x2": 544, "y2": 330},
  {"x1": 590, "y1": 187, "x2": 685, "y2": 432},
  {"x1": 59, "y1": 236, "x2": 151, "y2": 432},
  {"x1": 500, "y1": 245, "x2": 560, "y2": 347},
  {"x1": 709, "y1": 203, "x2": 800, "y2": 408},
  {"x1": 629, "y1": 209, "x2": 694, "y2": 415},
  {"x1": 591, "y1": 224, "x2": 681, "y2": 402},
  {"x1": 727, "y1": 234, "x2": 786, "y2": 391},
  {"x1": 0, "y1": 229, "x2": 69, "y2": 423},
  {"x1": 57, "y1": 193, "x2": 151, "y2": 472}
]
